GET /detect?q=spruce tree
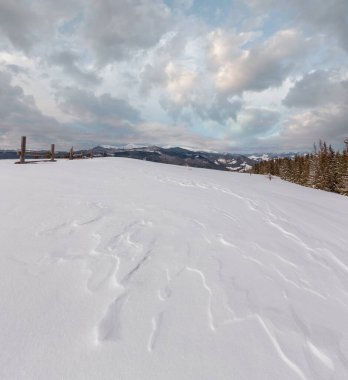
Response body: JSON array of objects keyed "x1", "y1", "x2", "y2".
[
  {"x1": 250, "y1": 139, "x2": 347, "y2": 196},
  {"x1": 337, "y1": 143, "x2": 348, "y2": 195}
]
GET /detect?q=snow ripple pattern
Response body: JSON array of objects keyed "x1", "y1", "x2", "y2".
[{"x1": 1, "y1": 158, "x2": 348, "y2": 380}]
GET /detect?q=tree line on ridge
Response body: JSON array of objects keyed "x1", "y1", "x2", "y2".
[{"x1": 251, "y1": 139, "x2": 348, "y2": 196}]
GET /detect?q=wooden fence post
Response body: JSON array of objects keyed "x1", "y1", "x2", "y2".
[
  {"x1": 51, "y1": 144, "x2": 55, "y2": 161},
  {"x1": 20, "y1": 136, "x2": 26, "y2": 164}
]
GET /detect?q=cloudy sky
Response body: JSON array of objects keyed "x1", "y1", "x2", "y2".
[{"x1": 0, "y1": 0, "x2": 347, "y2": 152}]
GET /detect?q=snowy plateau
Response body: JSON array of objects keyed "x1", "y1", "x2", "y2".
[{"x1": 1, "y1": 157, "x2": 348, "y2": 380}]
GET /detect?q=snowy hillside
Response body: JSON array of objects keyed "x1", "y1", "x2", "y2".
[{"x1": 1, "y1": 158, "x2": 348, "y2": 380}]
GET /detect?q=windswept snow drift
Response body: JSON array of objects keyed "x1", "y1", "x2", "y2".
[{"x1": 0, "y1": 158, "x2": 348, "y2": 380}]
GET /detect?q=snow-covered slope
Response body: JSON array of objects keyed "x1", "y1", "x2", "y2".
[{"x1": 1, "y1": 158, "x2": 348, "y2": 380}]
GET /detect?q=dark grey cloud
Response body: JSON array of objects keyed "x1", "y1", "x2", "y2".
[
  {"x1": 283, "y1": 71, "x2": 348, "y2": 108},
  {"x1": 4, "y1": 64, "x2": 29, "y2": 75},
  {"x1": 312, "y1": 107, "x2": 348, "y2": 143},
  {"x1": 0, "y1": 70, "x2": 25, "y2": 113},
  {"x1": 49, "y1": 51, "x2": 102, "y2": 86},
  {"x1": 84, "y1": 0, "x2": 171, "y2": 64},
  {"x1": 0, "y1": 70, "x2": 46, "y2": 124},
  {"x1": 275, "y1": 105, "x2": 348, "y2": 151},
  {"x1": 0, "y1": 1, "x2": 39, "y2": 51},
  {"x1": 56, "y1": 87, "x2": 141, "y2": 123},
  {"x1": 193, "y1": 97, "x2": 243, "y2": 124},
  {"x1": 0, "y1": 70, "x2": 68, "y2": 148},
  {"x1": 0, "y1": 0, "x2": 82, "y2": 52},
  {"x1": 140, "y1": 62, "x2": 169, "y2": 93},
  {"x1": 279, "y1": 69, "x2": 348, "y2": 149},
  {"x1": 0, "y1": 70, "x2": 140, "y2": 149},
  {"x1": 286, "y1": 0, "x2": 348, "y2": 52}
]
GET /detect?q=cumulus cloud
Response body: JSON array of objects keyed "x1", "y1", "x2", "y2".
[
  {"x1": 140, "y1": 25, "x2": 310, "y2": 131},
  {"x1": 84, "y1": 0, "x2": 171, "y2": 64},
  {"x1": 49, "y1": 51, "x2": 102, "y2": 86},
  {"x1": 193, "y1": 96, "x2": 243, "y2": 124},
  {"x1": 206, "y1": 28, "x2": 259, "y2": 67},
  {"x1": 0, "y1": 70, "x2": 67, "y2": 148},
  {"x1": 0, "y1": 70, "x2": 141, "y2": 150},
  {"x1": 140, "y1": 31, "x2": 190, "y2": 94},
  {"x1": 0, "y1": 0, "x2": 40, "y2": 51},
  {"x1": 283, "y1": 70, "x2": 348, "y2": 108},
  {"x1": 0, "y1": 0, "x2": 82, "y2": 52},
  {"x1": 147, "y1": 58, "x2": 243, "y2": 125},
  {"x1": 4, "y1": 63, "x2": 29, "y2": 75},
  {"x1": 275, "y1": 105, "x2": 348, "y2": 150},
  {"x1": 278, "y1": 70, "x2": 348, "y2": 148},
  {"x1": 56, "y1": 87, "x2": 142, "y2": 124},
  {"x1": 163, "y1": 62, "x2": 198, "y2": 105},
  {"x1": 210, "y1": 29, "x2": 310, "y2": 95},
  {"x1": 236, "y1": 108, "x2": 280, "y2": 137},
  {"x1": 0, "y1": 70, "x2": 52, "y2": 127}
]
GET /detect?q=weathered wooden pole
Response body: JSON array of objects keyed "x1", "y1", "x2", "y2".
[
  {"x1": 69, "y1": 147, "x2": 74, "y2": 160},
  {"x1": 50, "y1": 144, "x2": 55, "y2": 161},
  {"x1": 20, "y1": 136, "x2": 26, "y2": 164}
]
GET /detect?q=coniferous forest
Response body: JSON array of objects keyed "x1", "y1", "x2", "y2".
[{"x1": 251, "y1": 140, "x2": 348, "y2": 196}]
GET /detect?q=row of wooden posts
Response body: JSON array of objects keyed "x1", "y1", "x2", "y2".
[{"x1": 16, "y1": 136, "x2": 91, "y2": 164}]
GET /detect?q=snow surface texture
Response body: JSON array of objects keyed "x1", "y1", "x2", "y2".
[{"x1": 1, "y1": 158, "x2": 348, "y2": 380}]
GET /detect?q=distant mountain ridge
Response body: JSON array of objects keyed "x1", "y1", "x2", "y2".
[
  {"x1": 90, "y1": 145, "x2": 254, "y2": 172},
  {"x1": 246, "y1": 152, "x2": 307, "y2": 162},
  {"x1": 0, "y1": 146, "x2": 305, "y2": 172}
]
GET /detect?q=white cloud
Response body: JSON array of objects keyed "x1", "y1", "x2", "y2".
[
  {"x1": 211, "y1": 29, "x2": 310, "y2": 95},
  {"x1": 0, "y1": 0, "x2": 347, "y2": 152}
]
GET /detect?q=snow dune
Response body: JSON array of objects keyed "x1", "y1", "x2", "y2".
[{"x1": 0, "y1": 158, "x2": 348, "y2": 380}]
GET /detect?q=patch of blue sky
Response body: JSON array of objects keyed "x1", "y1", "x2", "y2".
[
  {"x1": 239, "y1": 10, "x2": 293, "y2": 50},
  {"x1": 193, "y1": 0, "x2": 248, "y2": 28},
  {"x1": 44, "y1": 13, "x2": 87, "y2": 59},
  {"x1": 0, "y1": 39, "x2": 12, "y2": 53},
  {"x1": 262, "y1": 121, "x2": 284, "y2": 139},
  {"x1": 189, "y1": 0, "x2": 287, "y2": 37},
  {"x1": 260, "y1": 10, "x2": 293, "y2": 35},
  {"x1": 164, "y1": 0, "x2": 244, "y2": 27},
  {"x1": 309, "y1": 39, "x2": 348, "y2": 71},
  {"x1": 142, "y1": 103, "x2": 174, "y2": 126},
  {"x1": 189, "y1": 118, "x2": 228, "y2": 139},
  {"x1": 57, "y1": 12, "x2": 84, "y2": 35},
  {"x1": 67, "y1": 121, "x2": 93, "y2": 133}
]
